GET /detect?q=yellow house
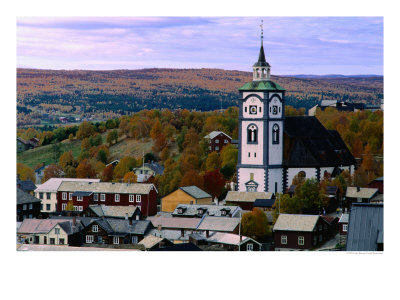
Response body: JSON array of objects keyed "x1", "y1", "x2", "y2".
[{"x1": 161, "y1": 186, "x2": 213, "y2": 212}]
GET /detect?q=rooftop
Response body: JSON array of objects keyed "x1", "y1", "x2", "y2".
[
  {"x1": 225, "y1": 191, "x2": 274, "y2": 203},
  {"x1": 197, "y1": 216, "x2": 240, "y2": 232},
  {"x1": 179, "y1": 186, "x2": 212, "y2": 199},
  {"x1": 18, "y1": 219, "x2": 73, "y2": 234},
  {"x1": 147, "y1": 216, "x2": 201, "y2": 230},
  {"x1": 172, "y1": 204, "x2": 241, "y2": 217},
  {"x1": 239, "y1": 80, "x2": 285, "y2": 92},
  {"x1": 88, "y1": 205, "x2": 139, "y2": 218},
  {"x1": 346, "y1": 187, "x2": 378, "y2": 199},
  {"x1": 35, "y1": 178, "x2": 100, "y2": 193},
  {"x1": 17, "y1": 188, "x2": 41, "y2": 205},
  {"x1": 58, "y1": 181, "x2": 156, "y2": 194},
  {"x1": 273, "y1": 214, "x2": 321, "y2": 232},
  {"x1": 204, "y1": 131, "x2": 232, "y2": 140}
]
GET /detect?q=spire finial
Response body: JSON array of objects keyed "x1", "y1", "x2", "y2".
[{"x1": 260, "y1": 19, "x2": 263, "y2": 45}]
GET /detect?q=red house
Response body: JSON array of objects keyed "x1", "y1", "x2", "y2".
[
  {"x1": 56, "y1": 181, "x2": 158, "y2": 216},
  {"x1": 368, "y1": 177, "x2": 383, "y2": 194},
  {"x1": 204, "y1": 131, "x2": 232, "y2": 153}
]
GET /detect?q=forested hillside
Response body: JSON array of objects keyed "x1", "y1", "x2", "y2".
[{"x1": 17, "y1": 68, "x2": 383, "y2": 126}]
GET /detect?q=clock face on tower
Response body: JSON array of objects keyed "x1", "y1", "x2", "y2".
[{"x1": 250, "y1": 105, "x2": 257, "y2": 114}]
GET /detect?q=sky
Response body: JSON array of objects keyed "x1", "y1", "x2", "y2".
[{"x1": 17, "y1": 16, "x2": 383, "y2": 76}]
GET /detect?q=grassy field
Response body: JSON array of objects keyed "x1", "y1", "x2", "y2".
[{"x1": 16, "y1": 131, "x2": 173, "y2": 169}]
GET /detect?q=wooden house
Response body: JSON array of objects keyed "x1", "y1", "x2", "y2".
[
  {"x1": 368, "y1": 177, "x2": 383, "y2": 194},
  {"x1": 138, "y1": 235, "x2": 174, "y2": 250},
  {"x1": 338, "y1": 213, "x2": 349, "y2": 246},
  {"x1": 17, "y1": 188, "x2": 41, "y2": 221},
  {"x1": 224, "y1": 191, "x2": 274, "y2": 210},
  {"x1": 161, "y1": 186, "x2": 212, "y2": 212},
  {"x1": 204, "y1": 131, "x2": 232, "y2": 153}
]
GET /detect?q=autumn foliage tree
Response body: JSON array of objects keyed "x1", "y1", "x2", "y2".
[
  {"x1": 42, "y1": 164, "x2": 63, "y2": 183},
  {"x1": 180, "y1": 170, "x2": 204, "y2": 189},
  {"x1": 17, "y1": 163, "x2": 36, "y2": 183},
  {"x1": 76, "y1": 159, "x2": 96, "y2": 178},
  {"x1": 203, "y1": 170, "x2": 225, "y2": 198},
  {"x1": 241, "y1": 208, "x2": 271, "y2": 242},
  {"x1": 123, "y1": 171, "x2": 137, "y2": 183},
  {"x1": 76, "y1": 121, "x2": 95, "y2": 140},
  {"x1": 101, "y1": 165, "x2": 114, "y2": 182}
]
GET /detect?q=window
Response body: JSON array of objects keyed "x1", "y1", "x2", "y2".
[
  {"x1": 62, "y1": 192, "x2": 67, "y2": 200},
  {"x1": 115, "y1": 194, "x2": 120, "y2": 202},
  {"x1": 79, "y1": 206, "x2": 83, "y2": 211},
  {"x1": 77, "y1": 195, "x2": 83, "y2": 201},
  {"x1": 73, "y1": 206, "x2": 78, "y2": 211},
  {"x1": 215, "y1": 146, "x2": 219, "y2": 151},
  {"x1": 62, "y1": 203, "x2": 67, "y2": 211},
  {"x1": 46, "y1": 193, "x2": 51, "y2": 200},
  {"x1": 44, "y1": 236, "x2": 47, "y2": 244},
  {"x1": 34, "y1": 236, "x2": 39, "y2": 244},
  {"x1": 23, "y1": 204, "x2": 27, "y2": 210},
  {"x1": 248, "y1": 152, "x2": 250, "y2": 157},
  {"x1": 272, "y1": 124, "x2": 280, "y2": 144},
  {"x1": 281, "y1": 235, "x2": 287, "y2": 245},
  {"x1": 208, "y1": 146, "x2": 211, "y2": 150},
  {"x1": 98, "y1": 236, "x2": 103, "y2": 243},
  {"x1": 129, "y1": 195, "x2": 134, "y2": 202},
  {"x1": 224, "y1": 139, "x2": 228, "y2": 144},
  {"x1": 113, "y1": 236, "x2": 119, "y2": 244},
  {"x1": 272, "y1": 105, "x2": 278, "y2": 115},
  {"x1": 247, "y1": 124, "x2": 258, "y2": 143},
  {"x1": 221, "y1": 210, "x2": 226, "y2": 216},
  {"x1": 39, "y1": 192, "x2": 43, "y2": 199},
  {"x1": 298, "y1": 236, "x2": 304, "y2": 245},
  {"x1": 319, "y1": 235, "x2": 323, "y2": 242},
  {"x1": 100, "y1": 194, "x2": 105, "y2": 201},
  {"x1": 324, "y1": 224, "x2": 327, "y2": 230},
  {"x1": 94, "y1": 194, "x2": 98, "y2": 201},
  {"x1": 41, "y1": 204, "x2": 43, "y2": 210},
  {"x1": 86, "y1": 235, "x2": 94, "y2": 243},
  {"x1": 247, "y1": 243, "x2": 254, "y2": 251},
  {"x1": 50, "y1": 238, "x2": 55, "y2": 245},
  {"x1": 343, "y1": 224, "x2": 348, "y2": 232},
  {"x1": 259, "y1": 107, "x2": 262, "y2": 113},
  {"x1": 55, "y1": 228, "x2": 60, "y2": 234},
  {"x1": 136, "y1": 195, "x2": 141, "y2": 203},
  {"x1": 313, "y1": 236, "x2": 317, "y2": 245},
  {"x1": 92, "y1": 225, "x2": 98, "y2": 233},
  {"x1": 215, "y1": 139, "x2": 219, "y2": 144},
  {"x1": 254, "y1": 152, "x2": 256, "y2": 157},
  {"x1": 319, "y1": 225, "x2": 322, "y2": 230},
  {"x1": 29, "y1": 214, "x2": 32, "y2": 219},
  {"x1": 59, "y1": 238, "x2": 64, "y2": 245},
  {"x1": 29, "y1": 204, "x2": 32, "y2": 209},
  {"x1": 69, "y1": 193, "x2": 72, "y2": 200},
  {"x1": 132, "y1": 236, "x2": 138, "y2": 244},
  {"x1": 245, "y1": 106, "x2": 247, "y2": 113}
]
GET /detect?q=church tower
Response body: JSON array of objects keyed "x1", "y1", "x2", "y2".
[{"x1": 237, "y1": 21, "x2": 286, "y2": 194}]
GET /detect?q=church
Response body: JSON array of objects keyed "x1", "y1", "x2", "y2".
[{"x1": 236, "y1": 32, "x2": 356, "y2": 194}]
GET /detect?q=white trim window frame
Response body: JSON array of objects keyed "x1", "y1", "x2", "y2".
[
  {"x1": 77, "y1": 195, "x2": 83, "y2": 201},
  {"x1": 136, "y1": 195, "x2": 141, "y2": 203},
  {"x1": 343, "y1": 224, "x2": 348, "y2": 232},
  {"x1": 113, "y1": 236, "x2": 119, "y2": 245},
  {"x1": 92, "y1": 225, "x2": 98, "y2": 233},
  {"x1": 94, "y1": 193, "x2": 98, "y2": 201},
  {"x1": 246, "y1": 243, "x2": 254, "y2": 251},
  {"x1": 281, "y1": 235, "x2": 287, "y2": 245},
  {"x1": 62, "y1": 203, "x2": 67, "y2": 211},
  {"x1": 100, "y1": 194, "x2": 105, "y2": 202},
  {"x1": 62, "y1": 192, "x2": 67, "y2": 200},
  {"x1": 115, "y1": 194, "x2": 120, "y2": 202},
  {"x1": 79, "y1": 206, "x2": 83, "y2": 211},
  {"x1": 129, "y1": 194, "x2": 134, "y2": 202},
  {"x1": 298, "y1": 236, "x2": 305, "y2": 246},
  {"x1": 86, "y1": 235, "x2": 94, "y2": 244},
  {"x1": 69, "y1": 193, "x2": 72, "y2": 200}
]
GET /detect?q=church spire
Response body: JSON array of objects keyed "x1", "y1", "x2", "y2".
[{"x1": 253, "y1": 19, "x2": 271, "y2": 81}]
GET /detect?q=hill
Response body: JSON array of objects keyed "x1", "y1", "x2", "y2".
[{"x1": 17, "y1": 68, "x2": 383, "y2": 125}]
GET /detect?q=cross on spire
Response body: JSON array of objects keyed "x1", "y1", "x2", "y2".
[{"x1": 260, "y1": 19, "x2": 263, "y2": 45}]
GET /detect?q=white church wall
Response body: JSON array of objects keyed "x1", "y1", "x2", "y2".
[
  {"x1": 320, "y1": 167, "x2": 335, "y2": 178},
  {"x1": 241, "y1": 120, "x2": 264, "y2": 165},
  {"x1": 268, "y1": 93, "x2": 283, "y2": 119},
  {"x1": 242, "y1": 96, "x2": 264, "y2": 119},
  {"x1": 238, "y1": 168, "x2": 266, "y2": 192},
  {"x1": 243, "y1": 92, "x2": 264, "y2": 99},
  {"x1": 287, "y1": 167, "x2": 317, "y2": 186},
  {"x1": 268, "y1": 121, "x2": 283, "y2": 165},
  {"x1": 268, "y1": 168, "x2": 283, "y2": 194}
]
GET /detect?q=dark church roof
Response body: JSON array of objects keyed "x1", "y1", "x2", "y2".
[
  {"x1": 283, "y1": 116, "x2": 356, "y2": 168},
  {"x1": 253, "y1": 44, "x2": 270, "y2": 67}
]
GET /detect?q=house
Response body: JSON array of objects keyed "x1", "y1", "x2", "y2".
[
  {"x1": 83, "y1": 204, "x2": 142, "y2": 220},
  {"x1": 56, "y1": 181, "x2": 158, "y2": 216},
  {"x1": 17, "y1": 218, "x2": 82, "y2": 246},
  {"x1": 370, "y1": 193, "x2": 384, "y2": 204},
  {"x1": 344, "y1": 187, "x2": 379, "y2": 211},
  {"x1": 191, "y1": 232, "x2": 262, "y2": 251},
  {"x1": 133, "y1": 162, "x2": 164, "y2": 183},
  {"x1": 172, "y1": 204, "x2": 242, "y2": 218},
  {"x1": 82, "y1": 218, "x2": 153, "y2": 246},
  {"x1": 138, "y1": 235, "x2": 174, "y2": 250},
  {"x1": 346, "y1": 203, "x2": 383, "y2": 251},
  {"x1": 236, "y1": 40, "x2": 356, "y2": 194},
  {"x1": 338, "y1": 213, "x2": 349, "y2": 246},
  {"x1": 308, "y1": 99, "x2": 367, "y2": 116},
  {"x1": 253, "y1": 198, "x2": 275, "y2": 211},
  {"x1": 161, "y1": 186, "x2": 212, "y2": 212},
  {"x1": 34, "y1": 163, "x2": 48, "y2": 184},
  {"x1": 17, "y1": 188, "x2": 41, "y2": 221},
  {"x1": 273, "y1": 214, "x2": 331, "y2": 250},
  {"x1": 106, "y1": 160, "x2": 119, "y2": 167},
  {"x1": 34, "y1": 178, "x2": 100, "y2": 215},
  {"x1": 197, "y1": 216, "x2": 241, "y2": 236},
  {"x1": 368, "y1": 177, "x2": 383, "y2": 194},
  {"x1": 17, "y1": 177, "x2": 37, "y2": 195},
  {"x1": 224, "y1": 191, "x2": 274, "y2": 210},
  {"x1": 17, "y1": 137, "x2": 35, "y2": 152},
  {"x1": 204, "y1": 131, "x2": 232, "y2": 153}
]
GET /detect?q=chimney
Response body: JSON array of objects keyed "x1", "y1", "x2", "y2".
[{"x1": 157, "y1": 224, "x2": 162, "y2": 231}]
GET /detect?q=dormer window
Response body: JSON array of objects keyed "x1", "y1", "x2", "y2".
[{"x1": 177, "y1": 207, "x2": 183, "y2": 214}]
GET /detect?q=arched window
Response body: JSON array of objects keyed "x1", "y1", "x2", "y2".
[
  {"x1": 247, "y1": 124, "x2": 258, "y2": 143},
  {"x1": 272, "y1": 124, "x2": 279, "y2": 144}
]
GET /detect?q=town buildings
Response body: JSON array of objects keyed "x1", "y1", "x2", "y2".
[
  {"x1": 161, "y1": 186, "x2": 212, "y2": 212},
  {"x1": 204, "y1": 131, "x2": 232, "y2": 153},
  {"x1": 17, "y1": 188, "x2": 41, "y2": 221}
]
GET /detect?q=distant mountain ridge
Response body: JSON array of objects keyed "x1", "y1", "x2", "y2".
[
  {"x1": 17, "y1": 68, "x2": 383, "y2": 118},
  {"x1": 284, "y1": 74, "x2": 383, "y2": 79}
]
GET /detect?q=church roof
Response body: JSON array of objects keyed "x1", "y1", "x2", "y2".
[
  {"x1": 253, "y1": 44, "x2": 270, "y2": 67},
  {"x1": 283, "y1": 116, "x2": 356, "y2": 168},
  {"x1": 239, "y1": 80, "x2": 285, "y2": 91}
]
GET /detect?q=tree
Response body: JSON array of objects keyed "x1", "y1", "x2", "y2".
[
  {"x1": 241, "y1": 208, "x2": 271, "y2": 242},
  {"x1": 152, "y1": 133, "x2": 168, "y2": 153},
  {"x1": 76, "y1": 121, "x2": 95, "y2": 140},
  {"x1": 97, "y1": 149, "x2": 108, "y2": 164},
  {"x1": 59, "y1": 151, "x2": 75, "y2": 170},
  {"x1": 150, "y1": 119, "x2": 162, "y2": 140},
  {"x1": 51, "y1": 143, "x2": 62, "y2": 162},
  {"x1": 220, "y1": 163, "x2": 236, "y2": 180},
  {"x1": 113, "y1": 156, "x2": 138, "y2": 181},
  {"x1": 123, "y1": 171, "x2": 137, "y2": 183},
  {"x1": 64, "y1": 165, "x2": 76, "y2": 178},
  {"x1": 17, "y1": 163, "x2": 36, "y2": 182},
  {"x1": 144, "y1": 152, "x2": 156, "y2": 163},
  {"x1": 76, "y1": 159, "x2": 96, "y2": 178},
  {"x1": 89, "y1": 134, "x2": 103, "y2": 147},
  {"x1": 68, "y1": 133, "x2": 74, "y2": 142},
  {"x1": 220, "y1": 144, "x2": 238, "y2": 168},
  {"x1": 180, "y1": 170, "x2": 204, "y2": 189},
  {"x1": 205, "y1": 152, "x2": 221, "y2": 172},
  {"x1": 160, "y1": 147, "x2": 170, "y2": 162},
  {"x1": 272, "y1": 193, "x2": 301, "y2": 221},
  {"x1": 106, "y1": 129, "x2": 118, "y2": 145},
  {"x1": 81, "y1": 138, "x2": 91, "y2": 152},
  {"x1": 203, "y1": 170, "x2": 225, "y2": 198},
  {"x1": 42, "y1": 164, "x2": 63, "y2": 183},
  {"x1": 295, "y1": 178, "x2": 324, "y2": 214},
  {"x1": 101, "y1": 165, "x2": 114, "y2": 182}
]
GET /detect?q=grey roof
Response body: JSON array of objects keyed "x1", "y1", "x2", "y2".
[
  {"x1": 370, "y1": 193, "x2": 384, "y2": 203},
  {"x1": 58, "y1": 181, "x2": 156, "y2": 195},
  {"x1": 180, "y1": 186, "x2": 212, "y2": 199},
  {"x1": 205, "y1": 232, "x2": 261, "y2": 246},
  {"x1": 17, "y1": 179, "x2": 37, "y2": 192},
  {"x1": 273, "y1": 214, "x2": 321, "y2": 232},
  {"x1": 225, "y1": 191, "x2": 274, "y2": 203},
  {"x1": 172, "y1": 204, "x2": 241, "y2": 218},
  {"x1": 35, "y1": 178, "x2": 100, "y2": 193},
  {"x1": 88, "y1": 205, "x2": 140, "y2": 218},
  {"x1": 346, "y1": 187, "x2": 378, "y2": 199},
  {"x1": 204, "y1": 131, "x2": 232, "y2": 140},
  {"x1": 320, "y1": 99, "x2": 338, "y2": 107},
  {"x1": 197, "y1": 216, "x2": 240, "y2": 232},
  {"x1": 338, "y1": 213, "x2": 349, "y2": 224},
  {"x1": 18, "y1": 219, "x2": 73, "y2": 234},
  {"x1": 147, "y1": 216, "x2": 201, "y2": 229},
  {"x1": 17, "y1": 188, "x2": 41, "y2": 205},
  {"x1": 147, "y1": 228, "x2": 191, "y2": 242},
  {"x1": 254, "y1": 198, "x2": 275, "y2": 208},
  {"x1": 90, "y1": 218, "x2": 152, "y2": 235},
  {"x1": 346, "y1": 203, "x2": 384, "y2": 251},
  {"x1": 144, "y1": 162, "x2": 164, "y2": 175},
  {"x1": 72, "y1": 191, "x2": 93, "y2": 197}
]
